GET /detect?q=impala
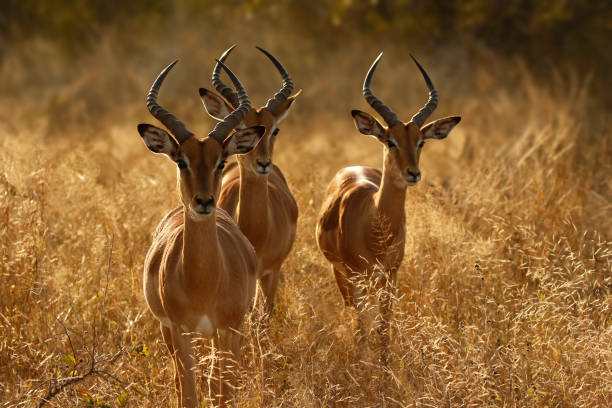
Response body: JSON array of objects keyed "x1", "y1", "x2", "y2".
[
  {"x1": 199, "y1": 45, "x2": 299, "y2": 313},
  {"x1": 139, "y1": 58, "x2": 265, "y2": 407},
  {"x1": 315, "y1": 53, "x2": 460, "y2": 363}
]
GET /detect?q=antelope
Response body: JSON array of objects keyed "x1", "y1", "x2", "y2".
[
  {"x1": 315, "y1": 53, "x2": 460, "y2": 363},
  {"x1": 138, "y1": 58, "x2": 265, "y2": 407},
  {"x1": 199, "y1": 45, "x2": 299, "y2": 313}
]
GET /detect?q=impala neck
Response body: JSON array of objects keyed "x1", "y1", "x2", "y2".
[
  {"x1": 236, "y1": 163, "x2": 270, "y2": 248},
  {"x1": 375, "y1": 158, "x2": 408, "y2": 232},
  {"x1": 182, "y1": 210, "x2": 223, "y2": 290}
]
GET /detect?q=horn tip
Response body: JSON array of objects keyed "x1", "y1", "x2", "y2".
[
  {"x1": 221, "y1": 44, "x2": 238, "y2": 59},
  {"x1": 409, "y1": 54, "x2": 429, "y2": 76},
  {"x1": 372, "y1": 52, "x2": 383, "y2": 65}
]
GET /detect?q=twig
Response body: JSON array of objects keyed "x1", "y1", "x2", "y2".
[
  {"x1": 36, "y1": 234, "x2": 125, "y2": 407},
  {"x1": 55, "y1": 317, "x2": 77, "y2": 364},
  {"x1": 37, "y1": 366, "x2": 96, "y2": 408}
]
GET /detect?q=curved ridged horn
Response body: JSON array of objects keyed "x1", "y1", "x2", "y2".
[
  {"x1": 409, "y1": 54, "x2": 438, "y2": 127},
  {"x1": 211, "y1": 44, "x2": 240, "y2": 108},
  {"x1": 146, "y1": 60, "x2": 194, "y2": 144},
  {"x1": 363, "y1": 52, "x2": 400, "y2": 127},
  {"x1": 256, "y1": 46, "x2": 294, "y2": 115},
  {"x1": 208, "y1": 59, "x2": 251, "y2": 143}
]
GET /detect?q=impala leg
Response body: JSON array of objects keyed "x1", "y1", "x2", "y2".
[
  {"x1": 171, "y1": 329, "x2": 198, "y2": 408},
  {"x1": 212, "y1": 330, "x2": 241, "y2": 407},
  {"x1": 332, "y1": 263, "x2": 353, "y2": 307},
  {"x1": 378, "y1": 291, "x2": 392, "y2": 366},
  {"x1": 226, "y1": 331, "x2": 242, "y2": 406},
  {"x1": 334, "y1": 264, "x2": 368, "y2": 347},
  {"x1": 377, "y1": 270, "x2": 396, "y2": 367},
  {"x1": 259, "y1": 266, "x2": 281, "y2": 314},
  {"x1": 161, "y1": 324, "x2": 181, "y2": 404}
]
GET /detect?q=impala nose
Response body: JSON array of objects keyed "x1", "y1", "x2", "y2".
[
  {"x1": 406, "y1": 170, "x2": 421, "y2": 183},
  {"x1": 193, "y1": 195, "x2": 215, "y2": 215},
  {"x1": 256, "y1": 159, "x2": 271, "y2": 174}
]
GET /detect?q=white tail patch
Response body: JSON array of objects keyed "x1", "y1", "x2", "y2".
[{"x1": 195, "y1": 314, "x2": 213, "y2": 336}]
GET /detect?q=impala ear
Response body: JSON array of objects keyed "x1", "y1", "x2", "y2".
[
  {"x1": 274, "y1": 89, "x2": 302, "y2": 123},
  {"x1": 421, "y1": 116, "x2": 461, "y2": 140},
  {"x1": 199, "y1": 88, "x2": 235, "y2": 121},
  {"x1": 137, "y1": 123, "x2": 179, "y2": 159},
  {"x1": 223, "y1": 126, "x2": 266, "y2": 156},
  {"x1": 351, "y1": 110, "x2": 386, "y2": 140}
]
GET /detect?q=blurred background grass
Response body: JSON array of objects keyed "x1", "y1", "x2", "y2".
[{"x1": 0, "y1": 1, "x2": 611, "y2": 407}]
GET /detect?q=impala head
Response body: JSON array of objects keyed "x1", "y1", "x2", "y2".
[
  {"x1": 352, "y1": 53, "x2": 461, "y2": 186},
  {"x1": 199, "y1": 45, "x2": 301, "y2": 176},
  {"x1": 137, "y1": 59, "x2": 265, "y2": 220}
]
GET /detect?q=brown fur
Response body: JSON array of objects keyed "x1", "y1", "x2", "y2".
[
  {"x1": 203, "y1": 91, "x2": 300, "y2": 312},
  {"x1": 138, "y1": 125, "x2": 263, "y2": 408},
  {"x1": 316, "y1": 116, "x2": 460, "y2": 364}
]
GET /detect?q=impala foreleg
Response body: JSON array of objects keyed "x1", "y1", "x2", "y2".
[
  {"x1": 171, "y1": 328, "x2": 198, "y2": 408},
  {"x1": 376, "y1": 270, "x2": 396, "y2": 366},
  {"x1": 259, "y1": 266, "x2": 282, "y2": 314},
  {"x1": 212, "y1": 329, "x2": 242, "y2": 407},
  {"x1": 331, "y1": 263, "x2": 353, "y2": 307},
  {"x1": 161, "y1": 324, "x2": 181, "y2": 403}
]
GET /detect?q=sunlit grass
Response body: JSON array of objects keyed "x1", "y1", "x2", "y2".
[{"x1": 0, "y1": 28, "x2": 610, "y2": 407}]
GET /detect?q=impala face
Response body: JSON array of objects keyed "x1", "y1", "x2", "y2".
[
  {"x1": 240, "y1": 102, "x2": 295, "y2": 175},
  {"x1": 382, "y1": 121, "x2": 425, "y2": 186},
  {"x1": 392, "y1": 123, "x2": 425, "y2": 185},
  {"x1": 137, "y1": 124, "x2": 265, "y2": 220},
  {"x1": 199, "y1": 45, "x2": 301, "y2": 177},
  {"x1": 200, "y1": 88, "x2": 300, "y2": 177}
]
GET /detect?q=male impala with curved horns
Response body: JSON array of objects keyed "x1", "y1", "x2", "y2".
[
  {"x1": 316, "y1": 53, "x2": 461, "y2": 363},
  {"x1": 138, "y1": 59, "x2": 265, "y2": 407},
  {"x1": 199, "y1": 45, "x2": 299, "y2": 312}
]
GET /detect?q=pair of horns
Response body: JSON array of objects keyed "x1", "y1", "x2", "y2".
[
  {"x1": 363, "y1": 52, "x2": 438, "y2": 128},
  {"x1": 146, "y1": 58, "x2": 249, "y2": 144},
  {"x1": 212, "y1": 45, "x2": 293, "y2": 114},
  {"x1": 145, "y1": 46, "x2": 293, "y2": 144}
]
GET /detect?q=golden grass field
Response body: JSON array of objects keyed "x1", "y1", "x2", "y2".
[{"x1": 0, "y1": 21, "x2": 611, "y2": 407}]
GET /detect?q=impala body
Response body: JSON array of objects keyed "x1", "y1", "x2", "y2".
[
  {"x1": 200, "y1": 45, "x2": 299, "y2": 312},
  {"x1": 316, "y1": 53, "x2": 460, "y2": 363},
  {"x1": 139, "y1": 59, "x2": 265, "y2": 408}
]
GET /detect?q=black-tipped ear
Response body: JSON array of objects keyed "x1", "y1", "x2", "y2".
[
  {"x1": 273, "y1": 89, "x2": 301, "y2": 123},
  {"x1": 421, "y1": 116, "x2": 461, "y2": 140},
  {"x1": 351, "y1": 110, "x2": 386, "y2": 140},
  {"x1": 137, "y1": 123, "x2": 154, "y2": 137},
  {"x1": 137, "y1": 123, "x2": 179, "y2": 156},
  {"x1": 223, "y1": 125, "x2": 265, "y2": 156},
  {"x1": 199, "y1": 88, "x2": 235, "y2": 121}
]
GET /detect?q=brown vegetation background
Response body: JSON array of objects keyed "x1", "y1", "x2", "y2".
[{"x1": 1, "y1": 1, "x2": 611, "y2": 406}]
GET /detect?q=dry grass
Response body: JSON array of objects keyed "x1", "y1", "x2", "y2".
[{"x1": 0, "y1": 21, "x2": 611, "y2": 407}]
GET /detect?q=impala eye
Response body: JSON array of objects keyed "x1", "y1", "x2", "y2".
[
  {"x1": 271, "y1": 128, "x2": 280, "y2": 137},
  {"x1": 216, "y1": 160, "x2": 226, "y2": 172},
  {"x1": 176, "y1": 159, "x2": 188, "y2": 170},
  {"x1": 418, "y1": 140, "x2": 425, "y2": 148},
  {"x1": 386, "y1": 140, "x2": 397, "y2": 149}
]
